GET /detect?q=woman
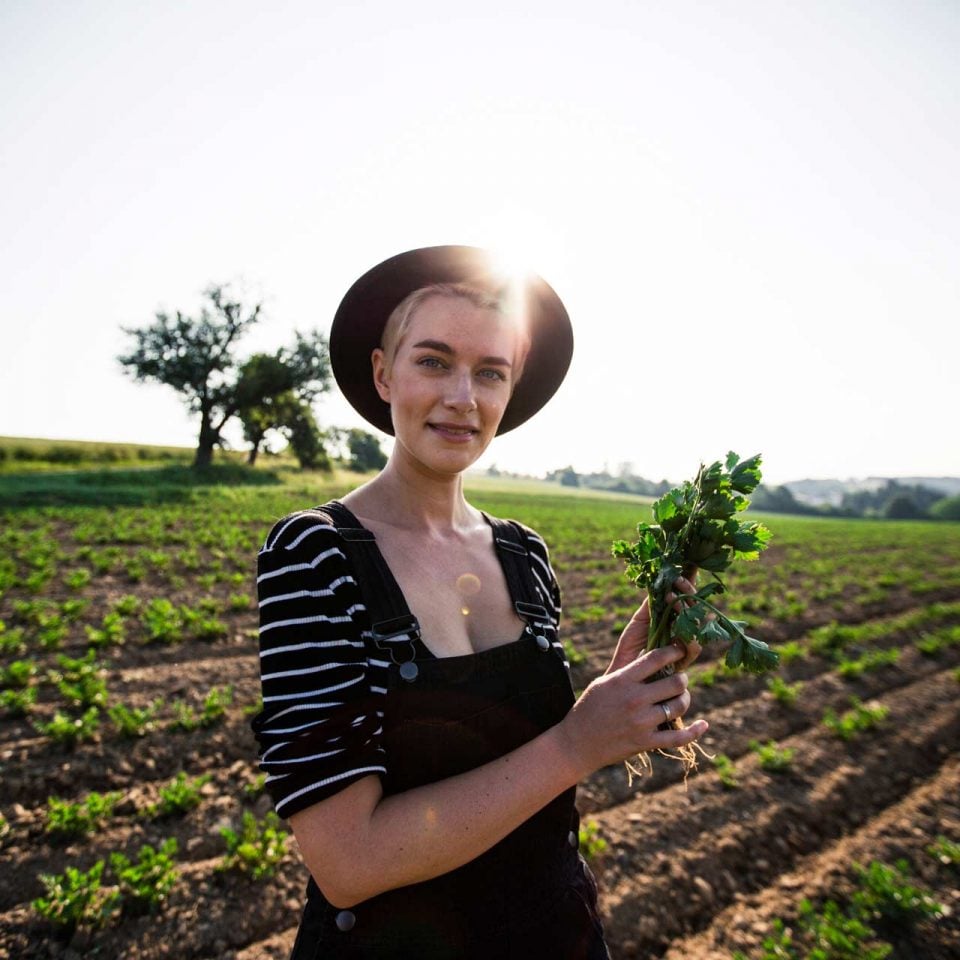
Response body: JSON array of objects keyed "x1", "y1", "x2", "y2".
[{"x1": 252, "y1": 246, "x2": 708, "y2": 959}]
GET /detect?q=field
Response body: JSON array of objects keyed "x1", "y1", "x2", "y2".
[{"x1": 1, "y1": 468, "x2": 959, "y2": 959}]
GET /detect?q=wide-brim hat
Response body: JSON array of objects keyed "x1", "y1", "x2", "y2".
[{"x1": 330, "y1": 245, "x2": 573, "y2": 436}]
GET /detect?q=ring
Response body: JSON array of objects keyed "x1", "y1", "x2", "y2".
[{"x1": 661, "y1": 702, "x2": 672, "y2": 722}]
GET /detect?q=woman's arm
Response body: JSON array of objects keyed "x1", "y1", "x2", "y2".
[{"x1": 291, "y1": 638, "x2": 705, "y2": 908}]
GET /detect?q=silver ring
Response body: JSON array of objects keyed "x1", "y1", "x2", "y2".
[{"x1": 661, "y1": 702, "x2": 672, "y2": 722}]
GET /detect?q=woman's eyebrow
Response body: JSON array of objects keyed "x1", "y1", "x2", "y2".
[{"x1": 411, "y1": 339, "x2": 512, "y2": 367}]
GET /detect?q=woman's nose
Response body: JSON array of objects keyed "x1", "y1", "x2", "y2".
[{"x1": 445, "y1": 371, "x2": 477, "y2": 411}]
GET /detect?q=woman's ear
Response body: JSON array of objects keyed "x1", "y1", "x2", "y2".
[{"x1": 372, "y1": 348, "x2": 391, "y2": 403}]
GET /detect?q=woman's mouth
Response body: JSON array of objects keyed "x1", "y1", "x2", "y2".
[{"x1": 428, "y1": 423, "x2": 478, "y2": 442}]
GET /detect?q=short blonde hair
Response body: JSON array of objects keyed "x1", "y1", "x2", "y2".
[{"x1": 380, "y1": 283, "x2": 531, "y2": 387}]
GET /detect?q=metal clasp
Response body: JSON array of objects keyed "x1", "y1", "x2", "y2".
[{"x1": 371, "y1": 615, "x2": 420, "y2": 682}]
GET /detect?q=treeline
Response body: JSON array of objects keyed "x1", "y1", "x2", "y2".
[{"x1": 543, "y1": 466, "x2": 960, "y2": 522}]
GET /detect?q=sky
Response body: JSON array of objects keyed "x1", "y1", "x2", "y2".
[{"x1": 2, "y1": 0, "x2": 958, "y2": 486}]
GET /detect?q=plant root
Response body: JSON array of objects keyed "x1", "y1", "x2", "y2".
[{"x1": 624, "y1": 716, "x2": 715, "y2": 789}]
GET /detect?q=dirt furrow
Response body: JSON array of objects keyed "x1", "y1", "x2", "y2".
[
  {"x1": 590, "y1": 670, "x2": 960, "y2": 958},
  {"x1": 579, "y1": 640, "x2": 960, "y2": 812},
  {"x1": 661, "y1": 757, "x2": 960, "y2": 960}
]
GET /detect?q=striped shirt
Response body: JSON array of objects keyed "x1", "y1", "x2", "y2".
[{"x1": 251, "y1": 509, "x2": 563, "y2": 820}]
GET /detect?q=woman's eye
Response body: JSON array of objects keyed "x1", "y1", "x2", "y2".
[
  {"x1": 479, "y1": 368, "x2": 507, "y2": 382},
  {"x1": 417, "y1": 356, "x2": 444, "y2": 369}
]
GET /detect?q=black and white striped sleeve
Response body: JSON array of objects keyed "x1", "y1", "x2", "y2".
[
  {"x1": 520, "y1": 525, "x2": 563, "y2": 630},
  {"x1": 250, "y1": 511, "x2": 386, "y2": 819}
]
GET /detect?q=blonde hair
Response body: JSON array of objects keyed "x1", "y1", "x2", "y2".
[{"x1": 380, "y1": 283, "x2": 531, "y2": 386}]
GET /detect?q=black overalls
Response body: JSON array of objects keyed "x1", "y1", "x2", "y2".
[{"x1": 288, "y1": 501, "x2": 610, "y2": 960}]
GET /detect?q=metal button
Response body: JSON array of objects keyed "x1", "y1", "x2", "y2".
[
  {"x1": 568, "y1": 830, "x2": 578, "y2": 849},
  {"x1": 536, "y1": 635, "x2": 550, "y2": 651},
  {"x1": 335, "y1": 909, "x2": 356, "y2": 932},
  {"x1": 399, "y1": 661, "x2": 419, "y2": 682}
]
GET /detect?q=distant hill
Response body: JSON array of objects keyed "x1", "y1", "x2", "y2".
[{"x1": 784, "y1": 476, "x2": 960, "y2": 507}]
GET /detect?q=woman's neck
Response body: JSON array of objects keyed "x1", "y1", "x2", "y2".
[{"x1": 347, "y1": 455, "x2": 478, "y2": 536}]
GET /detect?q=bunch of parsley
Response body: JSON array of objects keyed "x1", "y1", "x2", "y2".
[{"x1": 613, "y1": 452, "x2": 779, "y2": 674}]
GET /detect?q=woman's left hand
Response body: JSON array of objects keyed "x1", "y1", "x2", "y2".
[{"x1": 606, "y1": 574, "x2": 703, "y2": 674}]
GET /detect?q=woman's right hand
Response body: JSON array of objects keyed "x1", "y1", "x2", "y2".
[{"x1": 557, "y1": 645, "x2": 708, "y2": 776}]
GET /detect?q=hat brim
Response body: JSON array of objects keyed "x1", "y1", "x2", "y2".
[{"x1": 330, "y1": 245, "x2": 573, "y2": 436}]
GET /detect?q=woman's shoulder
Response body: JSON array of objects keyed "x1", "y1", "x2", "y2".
[
  {"x1": 259, "y1": 506, "x2": 345, "y2": 554},
  {"x1": 482, "y1": 511, "x2": 552, "y2": 561}
]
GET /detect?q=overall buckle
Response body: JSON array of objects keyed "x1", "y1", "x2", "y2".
[{"x1": 371, "y1": 615, "x2": 420, "y2": 682}]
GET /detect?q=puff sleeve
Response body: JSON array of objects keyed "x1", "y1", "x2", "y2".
[{"x1": 250, "y1": 511, "x2": 387, "y2": 819}]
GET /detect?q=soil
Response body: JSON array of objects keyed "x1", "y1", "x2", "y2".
[{"x1": 1, "y1": 543, "x2": 959, "y2": 959}]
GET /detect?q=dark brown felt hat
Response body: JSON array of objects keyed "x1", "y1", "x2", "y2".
[{"x1": 330, "y1": 245, "x2": 573, "y2": 436}]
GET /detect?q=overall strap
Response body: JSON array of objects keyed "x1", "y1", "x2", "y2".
[
  {"x1": 483, "y1": 514, "x2": 551, "y2": 629},
  {"x1": 314, "y1": 500, "x2": 421, "y2": 681}
]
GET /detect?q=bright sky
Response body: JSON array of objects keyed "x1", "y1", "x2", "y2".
[{"x1": 2, "y1": 0, "x2": 958, "y2": 486}]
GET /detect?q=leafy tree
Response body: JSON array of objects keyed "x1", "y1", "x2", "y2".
[
  {"x1": 285, "y1": 403, "x2": 331, "y2": 471},
  {"x1": 118, "y1": 286, "x2": 330, "y2": 468},
  {"x1": 930, "y1": 495, "x2": 960, "y2": 521},
  {"x1": 347, "y1": 429, "x2": 387, "y2": 472},
  {"x1": 883, "y1": 494, "x2": 923, "y2": 520},
  {"x1": 559, "y1": 466, "x2": 580, "y2": 487}
]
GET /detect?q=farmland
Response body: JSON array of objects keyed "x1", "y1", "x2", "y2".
[{"x1": 1, "y1": 468, "x2": 959, "y2": 959}]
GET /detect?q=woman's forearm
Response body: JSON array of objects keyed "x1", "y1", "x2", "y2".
[{"x1": 297, "y1": 722, "x2": 586, "y2": 908}]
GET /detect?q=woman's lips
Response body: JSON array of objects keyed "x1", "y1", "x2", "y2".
[{"x1": 428, "y1": 423, "x2": 478, "y2": 442}]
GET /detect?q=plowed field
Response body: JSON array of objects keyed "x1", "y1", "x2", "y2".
[{"x1": 2, "y1": 473, "x2": 959, "y2": 959}]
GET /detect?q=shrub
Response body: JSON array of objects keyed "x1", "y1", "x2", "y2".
[{"x1": 219, "y1": 810, "x2": 288, "y2": 880}]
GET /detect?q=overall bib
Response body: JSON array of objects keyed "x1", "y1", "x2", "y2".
[{"x1": 288, "y1": 501, "x2": 610, "y2": 960}]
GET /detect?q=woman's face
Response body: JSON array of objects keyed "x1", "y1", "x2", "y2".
[{"x1": 372, "y1": 294, "x2": 519, "y2": 478}]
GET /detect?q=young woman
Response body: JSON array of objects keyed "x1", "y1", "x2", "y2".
[{"x1": 252, "y1": 246, "x2": 708, "y2": 959}]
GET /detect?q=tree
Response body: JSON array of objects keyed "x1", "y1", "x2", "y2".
[
  {"x1": 285, "y1": 403, "x2": 330, "y2": 471},
  {"x1": 346, "y1": 429, "x2": 387, "y2": 472},
  {"x1": 118, "y1": 286, "x2": 330, "y2": 468},
  {"x1": 930, "y1": 495, "x2": 960, "y2": 521}
]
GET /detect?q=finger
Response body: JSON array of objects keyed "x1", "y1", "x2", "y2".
[
  {"x1": 624, "y1": 644, "x2": 686, "y2": 681},
  {"x1": 642, "y1": 671, "x2": 688, "y2": 704},
  {"x1": 649, "y1": 717, "x2": 709, "y2": 749},
  {"x1": 646, "y1": 689, "x2": 691, "y2": 727},
  {"x1": 674, "y1": 639, "x2": 702, "y2": 671}
]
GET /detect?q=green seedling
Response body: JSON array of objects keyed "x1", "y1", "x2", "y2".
[
  {"x1": 85, "y1": 611, "x2": 126, "y2": 648},
  {"x1": 141, "y1": 598, "x2": 183, "y2": 644},
  {"x1": 836, "y1": 648, "x2": 899, "y2": 679},
  {"x1": 822, "y1": 698, "x2": 889, "y2": 741},
  {"x1": 32, "y1": 861, "x2": 120, "y2": 936},
  {"x1": 851, "y1": 859, "x2": 944, "y2": 926},
  {"x1": 926, "y1": 835, "x2": 960, "y2": 868},
  {"x1": 34, "y1": 706, "x2": 101, "y2": 746},
  {"x1": 766, "y1": 676, "x2": 801, "y2": 706},
  {"x1": 110, "y1": 838, "x2": 179, "y2": 915},
  {"x1": 1, "y1": 685, "x2": 37, "y2": 715},
  {"x1": 108, "y1": 700, "x2": 160, "y2": 738},
  {"x1": 51, "y1": 650, "x2": 108, "y2": 709},
  {"x1": 219, "y1": 810, "x2": 288, "y2": 880},
  {"x1": 578, "y1": 819, "x2": 608, "y2": 860},
  {"x1": 750, "y1": 739, "x2": 795, "y2": 773},
  {"x1": 142, "y1": 771, "x2": 211, "y2": 819},
  {"x1": 563, "y1": 638, "x2": 587, "y2": 665},
  {"x1": 45, "y1": 791, "x2": 123, "y2": 839},
  {"x1": 1, "y1": 658, "x2": 38, "y2": 688},
  {"x1": 711, "y1": 752, "x2": 739, "y2": 789}
]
